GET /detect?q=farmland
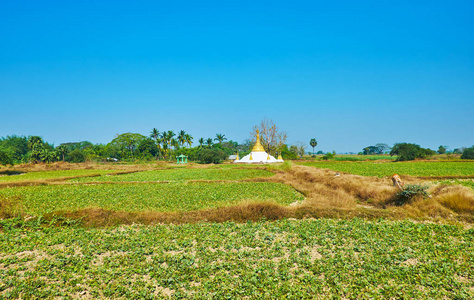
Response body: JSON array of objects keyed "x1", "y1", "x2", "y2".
[
  {"x1": 0, "y1": 218, "x2": 472, "y2": 299},
  {"x1": 0, "y1": 161, "x2": 473, "y2": 299},
  {"x1": 297, "y1": 161, "x2": 474, "y2": 178},
  {"x1": 71, "y1": 168, "x2": 273, "y2": 183},
  {"x1": 0, "y1": 182, "x2": 302, "y2": 215}
]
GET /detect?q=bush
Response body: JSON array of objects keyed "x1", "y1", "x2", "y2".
[
  {"x1": 322, "y1": 152, "x2": 334, "y2": 160},
  {"x1": 461, "y1": 147, "x2": 474, "y2": 159},
  {"x1": 0, "y1": 146, "x2": 14, "y2": 165},
  {"x1": 395, "y1": 184, "x2": 429, "y2": 205},
  {"x1": 390, "y1": 143, "x2": 435, "y2": 161},
  {"x1": 68, "y1": 149, "x2": 85, "y2": 163},
  {"x1": 197, "y1": 148, "x2": 227, "y2": 164}
]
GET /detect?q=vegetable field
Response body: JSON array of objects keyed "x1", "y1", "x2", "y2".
[
  {"x1": 0, "y1": 169, "x2": 121, "y2": 182},
  {"x1": 0, "y1": 219, "x2": 472, "y2": 299},
  {"x1": 298, "y1": 161, "x2": 474, "y2": 177},
  {"x1": 0, "y1": 182, "x2": 303, "y2": 215},
  {"x1": 71, "y1": 168, "x2": 273, "y2": 183}
]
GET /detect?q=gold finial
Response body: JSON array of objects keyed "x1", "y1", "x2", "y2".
[
  {"x1": 236, "y1": 152, "x2": 239, "y2": 160},
  {"x1": 249, "y1": 153, "x2": 253, "y2": 160},
  {"x1": 267, "y1": 154, "x2": 270, "y2": 160},
  {"x1": 252, "y1": 129, "x2": 265, "y2": 152},
  {"x1": 278, "y1": 153, "x2": 283, "y2": 160}
]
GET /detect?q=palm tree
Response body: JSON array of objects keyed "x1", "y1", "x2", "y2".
[
  {"x1": 185, "y1": 134, "x2": 193, "y2": 148},
  {"x1": 214, "y1": 133, "x2": 227, "y2": 144},
  {"x1": 206, "y1": 138, "x2": 213, "y2": 148},
  {"x1": 56, "y1": 145, "x2": 69, "y2": 162},
  {"x1": 178, "y1": 130, "x2": 186, "y2": 147},
  {"x1": 198, "y1": 138, "x2": 205, "y2": 148},
  {"x1": 310, "y1": 138, "x2": 318, "y2": 156},
  {"x1": 171, "y1": 138, "x2": 179, "y2": 151},
  {"x1": 150, "y1": 128, "x2": 160, "y2": 142}
]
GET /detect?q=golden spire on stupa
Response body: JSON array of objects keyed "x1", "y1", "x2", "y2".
[{"x1": 252, "y1": 130, "x2": 265, "y2": 152}]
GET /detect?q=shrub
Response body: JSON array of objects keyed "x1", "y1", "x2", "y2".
[
  {"x1": 197, "y1": 148, "x2": 227, "y2": 164},
  {"x1": 461, "y1": 147, "x2": 474, "y2": 159},
  {"x1": 0, "y1": 146, "x2": 14, "y2": 165},
  {"x1": 395, "y1": 184, "x2": 429, "y2": 205},
  {"x1": 322, "y1": 152, "x2": 334, "y2": 160},
  {"x1": 68, "y1": 149, "x2": 85, "y2": 163}
]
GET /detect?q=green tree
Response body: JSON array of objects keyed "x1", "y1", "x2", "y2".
[
  {"x1": 56, "y1": 145, "x2": 69, "y2": 162},
  {"x1": 150, "y1": 128, "x2": 160, "y2": 142},
  {"x1": 214, "y1": 133, "x2": 227, "y2": 144},
  {"x1": 309, "y1": 138, "x2": 317, "y2": 156},
  {"x1": 0, "y1": 135, "x2": 28, "y2": 162},
  {"x1": 178, "y1": 130, "x2": 187, "y2": 147},
  {"x1": 108, "y1": 133, "x2": 146, "y2": 159},
  {"x1": 27, "y1": 136, "x2": 44, "y2": 150},
  {"x1": 461, "y1": 147, "x2": 474, "y2": 159},
  {"x1": 390, "y1": 143, "x2": 434, "y2": 161},
  {"x1": 197, "y1": 148, "x2": 227, "y2": 164},
  {"x1": 185, "y1": 134, "x2": 193, "y2": 148},
  {"x1": 0, "y1": 146, "x2": 14, "y2": 165},
  {"x1": 69, "y1": 149, "x2": 85, "y2": 163},
  {"x1": 206, "y1": 138, "x2": 213, "y2": 148},
  {"x1": 438, "y1": 145, "x2": 447, "y2": 154},
  {"x1": 198, "y1": 138, "x2": 205, "y2": 148}
]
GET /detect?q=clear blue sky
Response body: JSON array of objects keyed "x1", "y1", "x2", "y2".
[{"x1": 1, "y1": 0, "x2": 473, "y2": 153}]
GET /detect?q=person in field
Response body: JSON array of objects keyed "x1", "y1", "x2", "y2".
[{"x1": 392, "y1": 174, "x2": 404, "y2": 190}]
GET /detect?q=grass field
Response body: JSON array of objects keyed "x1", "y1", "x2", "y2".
[
  {"x1": 70, "y1": 168, "x2": 274, "y2": 183},
  {"x1": 0, "y1": 218, "x2": 472, "y2": 299},
  {"x1": 297, "y1": 161, "x2": 474, "y2": 177}
]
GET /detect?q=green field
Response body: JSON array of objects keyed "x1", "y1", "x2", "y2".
[
  {"x1": 0, "y1": 218, "x2": 471, "y2": 299},
  {"x1": 0, "y1": 169, "x2": 121, "y2": 182},
  {"x1": 437, "y1": 179, "x2": 474, "y2": 190},
  {"x1": 298, "y1": 161, "x2": 474, "y2": 177},
  {"x1": 0, "y1": 182, "x2": 303, "y2": 215},
  {"x1": 71, "y1": 168, "x2": 274, "y2": 183}
]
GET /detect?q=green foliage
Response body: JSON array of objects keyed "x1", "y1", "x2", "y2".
[
  {"x1": 108, "y1": 133, "x2": 147, "y2": 159},
  {"x1": 461, "y1": 147, "x2": 474, "y2": 159},
  {"x1": 197, "y1": 148, "x2": 227, "y2": 164},
  {"x1": 322, "y1": 152, "x2": 334, "y2": 160},
  {"x1": 395, "y1": 184, "x2": 429, "y2": 205},
  {"x1": 309, "y1": 138, "x2": 317, "y2": 155},
  {"x1": 438, "y1": 145, "x2": 447, "y2": 154},
  {"x1": 0, "y1": 146, "x2": 15, "y2": 165},
  {"x1": 68, "y1": 149, "x2": 85, "y2": 163},
  {"x1": 0, "y1": 182, "x2": 302, "y2": 215},
  {"x1": 0, "y1": 219, "x2": 472, "y2": 299},
  {"x1": 390, "y1": 143, "x2": 435, "y2": 161},
  {"x1": 72, "y1": 168, "x2": 274, "y2": 183},
  {"x1": 280, "y1": 144, "x2": 298, "y2": 160},
  {"x1": 0, "y1": 135, "x2": 28, "y2": 162}
]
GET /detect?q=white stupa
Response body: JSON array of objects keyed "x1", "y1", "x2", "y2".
[{"x1": 234, "y1": 130, "x2": 284, "y2": 164}]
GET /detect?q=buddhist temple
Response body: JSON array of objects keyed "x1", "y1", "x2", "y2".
[{"x1": 234, "y1": 130, "x2": 284, "y2": 164}]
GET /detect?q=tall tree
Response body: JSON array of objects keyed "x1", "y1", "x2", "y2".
[
  {"x1": 214, "y1": 133, "x2": 227, "y2": 144},
  {"x1": 252, "y1": 118, "x2": 287, "y2": 155},
  {"x1": 56, "y1": 145, "x2": 69, "y2": 162},
  {"x1": 178, "y1": 130, "x2": 186, "y2": 147},
  {"x1": 206, "y1": 138, "x2": 213, "y2": 148},
  {"x1": 185, "y1": 134, "x2": 193, "y2": 148},
  {"x1": 309, "y1": 138, "x2": 317, "y2": 155},
  {"x1": 27, "y1": 136, "x2": 44, "y2": 150},
  {"x1": 198, "y1": 138, "x2": 205, "y2": 148},
  {"x1": 150, "y1": 128, "x2": 160, "y2": 142}
]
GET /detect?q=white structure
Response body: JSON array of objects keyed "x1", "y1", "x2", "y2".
[{"x1": 234, "y1": 130, "x2": 284, "y2": 164}]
